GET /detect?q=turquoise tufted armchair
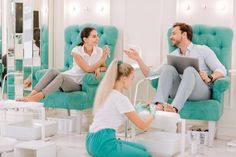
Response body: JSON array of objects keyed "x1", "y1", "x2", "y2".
[
  {"x1": 151, "y1": 25, "x2": 233, "y2": 146},
  {"x1": 35, "y1": 24, "x2": 118, "y2": 133}
]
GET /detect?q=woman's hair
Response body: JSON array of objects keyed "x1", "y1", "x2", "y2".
[
  {"x1": 93, "y1": 59, "x2": 134, "y2": 114},
  {"x1": 78, "y1": 27, "x2": 96, "y2": 46},
  {"x1": 33, "y1": 27, "x2": 40, "y2": 48}
]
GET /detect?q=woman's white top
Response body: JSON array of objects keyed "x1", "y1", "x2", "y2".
[
  {"x1": 63, "y1": 45, "x2": 103, "y2": 84},
  {"x1": 89, "y1": 90, "x2": 135, "y2": 132}
]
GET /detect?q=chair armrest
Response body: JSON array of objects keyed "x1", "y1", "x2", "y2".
[
  {"x1": 35, "y1": 67, "x2": 68, "y2": 81},
  {"x1": 35, "y1": 69, "x2": 48, "y2": 81},
  {"x1": 82, "y1": 72, "x2": 105, "y2": 86},
  {"x1": 146, "y1": 75, "x2": 159, "y2": 80},
  {"x1": 212, "y1": 76, "x2": 230, "y2": 102},
  {"x1": 59, "y1": 67, "x2": 68, "y2": 72},
  {"x1": 151, "y1": 77, "x2": 159, "y2": 89},
  {"x1": 212, "y1": 76, "x2": 230, "y2": 93}
]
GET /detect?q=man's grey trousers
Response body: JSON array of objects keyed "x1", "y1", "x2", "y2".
[{"x1": 152, "y1": 65, "x2": 211, "y2": 111}]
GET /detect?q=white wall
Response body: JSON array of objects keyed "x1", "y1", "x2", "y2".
[
  {"x1": 53, "y1": 0, "x2": 64, "y2": 68},
  {"x1": 110, "y1": 0, "x2": 125, "y2": 60},
  {"x1": 111, "y1": 0, "x2": 176, "y2": 67},
  {"x1": 64, "y1": 0, "x2": 110, "y2": 28},
  {"x1": 122, "y1": 0, "x2": 163, "y2": 66},
  {"x1": 177, "y1": 0, "x2": 234, "y2": 27}
]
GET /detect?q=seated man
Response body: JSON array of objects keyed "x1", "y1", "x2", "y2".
[{"x1": 124, "y1": 22, "x2": 226, "y2": 113}]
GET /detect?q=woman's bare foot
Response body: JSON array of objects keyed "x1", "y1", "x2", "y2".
[
  {"x1": 16, "y1": 97, "x2": 30, "y2": 102},
  {"x1": 163, "y1": 104, "x2": 178, "y2": 113},
  {"x1": 28, "y1": 90, "x2": 39, "y2": 97},
  {"x1": 156, "y1": 103, "x2": 164, "y2": 111},
  {"x1": 16, "y1": 92, "x2": 44, "y2": 102}
]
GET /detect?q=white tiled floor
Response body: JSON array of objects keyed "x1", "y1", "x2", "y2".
[
  {"x1": 45, "y1": 132, "x2": 236, "y2": 157},
  {"x1": 1, "y1": 109, "x2": 236, "y2": 157},
  {"x1": 2, "y1": 132, "x2": 236, "y2": 157}
]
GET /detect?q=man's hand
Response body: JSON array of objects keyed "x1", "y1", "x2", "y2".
[
  {"x1": 123, "y1": 48, "x2": 140, "y2": 61},
  {"x1": 123, "y1": 48, "x2": 150, "y2": 77},
  {"x1": 199, "y1": 71, "x2": 211, "y2": 83},
  {"x1": 94, "y1": 68, "x2": 100, "y2": 80}
]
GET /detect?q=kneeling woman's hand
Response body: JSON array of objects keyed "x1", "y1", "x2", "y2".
[{"x1": 148, "y1": 103, "x2": 156, "y2": 117}]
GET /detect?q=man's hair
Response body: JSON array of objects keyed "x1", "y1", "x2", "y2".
[{"x1": 173, "y1": 22, "x2": 193, "y2": 41}]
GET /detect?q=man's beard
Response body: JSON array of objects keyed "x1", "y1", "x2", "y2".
[
  {"x1": 172, "y1": 37, "x2": 182, "y2": 47},
  {"x1": 173, "y1": 40, "x2": 180, "y2": 47}
]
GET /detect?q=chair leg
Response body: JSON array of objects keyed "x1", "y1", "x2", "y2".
[
  {"x1": 181, "y1": 119, "x2": 186, "y2": 157},
  {"x1": 124, "y1": 120, "x2": 129, "y2": 141},
  {"x1": 76, "y1": 110, "x2": 83, "y2": 134},
  {"x1": 208, "y1": 121, "x2": 216, "y2": 147},
  {"x1": 67, "y1": 109, "x2": 71, "y2": 116}
]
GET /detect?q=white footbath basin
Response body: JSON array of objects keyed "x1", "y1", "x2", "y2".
[
  {"x1": 3, "y1": 119, "x2": 57, "y2": 140},
  {"x1": 134, "y1": 131, "x2": 188, "y2": 157}
]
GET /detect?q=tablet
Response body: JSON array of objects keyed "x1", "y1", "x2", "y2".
[{"x1": 167, "y1": 55, "x2": 200, "y2": 74}]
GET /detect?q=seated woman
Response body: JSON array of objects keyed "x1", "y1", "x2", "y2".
[
  {"x1": 17, "y1": 26, "x2": 109, "y2": 102},
  {"x1": 86, "y1": 60, "x2": 155, "y2": 157}
]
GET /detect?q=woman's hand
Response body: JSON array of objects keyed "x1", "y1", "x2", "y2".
[
  {"x1": 100, "y1": 66, "x2": 106, "y2": 72},
  {"x1": 103, "y1": 45, "x2": 110, "y2": 57},
  {"x1": 101, "y1": 46, "x2": 110, "y2": 62},
  {"x1": 94, "y1": 68, "x2": 100, "y2": 80},
  {"x1": 123, "y1": 48, "x2": 140, "y2": 61}
]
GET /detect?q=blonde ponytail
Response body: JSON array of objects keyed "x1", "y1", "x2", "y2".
[
  {"x1": 93, "y1": 59, "x2": 134, "y2": 114},
  {"x1": 93, "y1": 60, "x2": 118, "y2": 113}
]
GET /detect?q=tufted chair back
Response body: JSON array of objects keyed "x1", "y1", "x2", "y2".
[
  {"x1": 40, "y1": 25, "x2": 49, "y2": 69},
  {"x1": 64, "y1": 24, "x2": 118, "y2": 70},
  {"x1": 167, "y1": 25, "x2": 233, "y2": 74}
]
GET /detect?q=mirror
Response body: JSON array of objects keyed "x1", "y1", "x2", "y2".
[
  {"x1": 4, "y1": 0, "x2": 19, "y2": 99},
  {"x1": 3, "y1": 0, "x2": 49, "y2": 99},
  {"x1": 23, "y1": 0, "x2": 49, "y2": 95}
]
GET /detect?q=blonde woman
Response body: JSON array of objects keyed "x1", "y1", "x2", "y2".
[{"x1": 86, "y1": 60, "x2": 155, "y2": 157}]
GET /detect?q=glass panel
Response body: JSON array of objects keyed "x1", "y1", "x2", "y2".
[
  {"x1": 23, "y1": 0, "x2": 33, "y2": 95},
  {"x1": 6, "y1": 0, "x2": 18, "y2": 99},
  {"x1": 3, "y1": 0, "x2": 48, "y2": 98},
  {"x1": 23, "y1": 0, "x2": 49, "y2": 94}
]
